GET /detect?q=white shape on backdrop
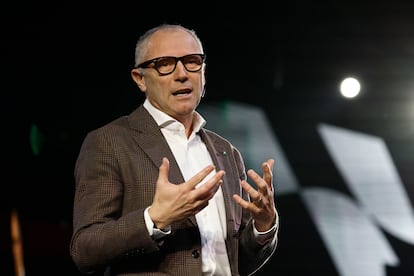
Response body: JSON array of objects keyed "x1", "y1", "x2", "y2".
[
  {"x1": 318, "y1": 123, "x2": 414, "y2": 244},
  {"x1": 302, "y1": 187, "x2": 399, "y2": 276}
]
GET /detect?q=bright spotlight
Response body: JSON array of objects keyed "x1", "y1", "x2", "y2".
[{"x1": 340, "y1": 77, "x2": 361, "y2": 98}]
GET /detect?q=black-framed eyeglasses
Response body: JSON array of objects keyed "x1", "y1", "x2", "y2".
[{"x1": 136, "y1": 54, "x2": 206, "y2": 76}]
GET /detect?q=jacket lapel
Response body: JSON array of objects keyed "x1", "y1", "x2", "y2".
[
  {"x1": 199, "y1": 129, "x2": 242, "y2": 234},
  {"x1": 128, "y1": 106, "x2": 185, "y2": 186}
]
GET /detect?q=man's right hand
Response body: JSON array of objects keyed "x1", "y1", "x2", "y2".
[{"x1": 148, "y1": 157, "x2": 224, "y2": 229}]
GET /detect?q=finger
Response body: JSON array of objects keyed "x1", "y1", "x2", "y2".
[
  {"x1": 232, "y1": 192, "x2": 261, "y2": 211},
  {"x1": 195, "y1": 171, "x2": 225, "y2": 200},
  {"x1": 247, "y1": 169, "x2": 268, "y2": 195},
  {"x1": 232, "y1": 194, "x2": 251, "y2": 209},
  {"x1": 239, "y1": 180, "x2": 263, "y2": 205},
  {"x1": 262, "y1": 159, "x2": 274, "y2": 190},
  {"x1": 240, "y1": 179, "x2": 259, "y2": 197},
  {"x1": 265, "y1": 158, "x2": 275, "y2": 172},
  {"x1": 185, "y1": 164, "x2": 216, "y2": 189}
]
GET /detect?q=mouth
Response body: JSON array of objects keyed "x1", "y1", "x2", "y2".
[{"x1": 172, "y1": 88, "x2": 192, "y2": 96}]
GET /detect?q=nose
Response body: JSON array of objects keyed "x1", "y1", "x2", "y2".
[{"x1": 174, "y1": 60, "x2": 189, "y2": 77}]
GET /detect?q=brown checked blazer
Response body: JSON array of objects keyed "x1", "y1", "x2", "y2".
[{"x1": 70, "y1": 105, "x2": 277, "y2": 276}]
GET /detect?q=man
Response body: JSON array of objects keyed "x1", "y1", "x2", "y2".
[{"x1": 70, "y1": 23, "x2": 279, "y2": 275}]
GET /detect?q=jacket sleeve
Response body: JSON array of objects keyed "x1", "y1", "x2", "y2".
[{"x1": 70, "y1": 127, "x2": 160, "y2": 273}]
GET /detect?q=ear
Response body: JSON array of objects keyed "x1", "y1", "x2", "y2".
[{"x1": 131, "y1": 68, "x2": 146, "y2": 92}]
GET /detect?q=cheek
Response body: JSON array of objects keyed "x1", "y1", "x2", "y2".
[
  {"x1": 145, "y1": 78, "x2": 163, "y2": 92},
  {"x1": 146, "y1": 82, "x2": 169, "y2": 100}
]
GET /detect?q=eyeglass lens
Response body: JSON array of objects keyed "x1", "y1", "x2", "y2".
[{"x1": 155, "y1": 54, "x2": 204, "y2": 75}]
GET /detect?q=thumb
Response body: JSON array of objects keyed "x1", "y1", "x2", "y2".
[{"x1": 158, "y1": 157, "x2": 170, "y2": 183}]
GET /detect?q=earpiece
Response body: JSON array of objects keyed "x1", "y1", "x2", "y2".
[
  {"x1": 201, "y1": 66, "x2": 207, "y2": 97},
  {"x1": 201, "y1": 83, "x2": 206, "y2": 97}
]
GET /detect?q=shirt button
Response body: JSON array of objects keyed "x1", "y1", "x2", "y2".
[{"x1": 191, "y1": 249, "x2": 200, "y2": 258}]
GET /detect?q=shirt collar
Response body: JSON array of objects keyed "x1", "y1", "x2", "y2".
[{"x1": 143, "y1": 99, "x2": 206, "y2": 133}]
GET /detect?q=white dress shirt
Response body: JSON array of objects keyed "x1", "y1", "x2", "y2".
[{"x1": 143, "y1": 99, "x2": 231, "y2": 275}]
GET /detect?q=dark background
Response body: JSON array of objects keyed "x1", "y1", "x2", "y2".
[{"x1": 1, "y1": 1, "x2": 414, "y2": 275}]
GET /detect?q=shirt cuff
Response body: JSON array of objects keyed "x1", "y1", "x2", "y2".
[
  {"x1": 253, "y1": 217, "x2": 278, "y2": 245},
  {"x1": 144, "y1": 207, "x2": 171, "y2": 240}
]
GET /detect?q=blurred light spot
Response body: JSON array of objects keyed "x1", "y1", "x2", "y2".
[
  {"x1": 340, "y1": 77, "x2": 361, "y2": 98},
  {"x1": 30, "y1": 124, "x2": 45, "y2": 156}
]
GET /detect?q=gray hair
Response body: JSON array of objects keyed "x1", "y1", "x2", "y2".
[{"x1": 133, "y1": 24, "x2": 204, "y2": 68}]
